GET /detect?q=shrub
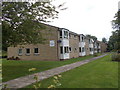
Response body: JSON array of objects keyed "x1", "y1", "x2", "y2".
[
  {"x1": 111, "y1": 53, "x2": 120, "y2": 61},
  {"x1": 93, "y1": 53, "x2": 98, "y2": 57}
]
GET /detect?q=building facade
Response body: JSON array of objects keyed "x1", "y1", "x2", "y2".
[{"x1": 7, "y1": 23, "x2": 107, "y2": 61}]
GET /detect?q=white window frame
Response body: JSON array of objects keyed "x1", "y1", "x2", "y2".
[
  {"x1": 34, "y1": 48, "x2": 39, "y2": 55},
  {"x1": 18, "y1": 48, "x2": 22, "y2": 56},
  {"x1": 64, "y1": 31, "x2": 68, "y2": 39},
  {"x1": 26, "y1": 48, "x2": 30, "y2": 56}
]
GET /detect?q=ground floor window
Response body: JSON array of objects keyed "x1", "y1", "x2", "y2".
[
  {"x1": 64, "y1": 47, "x2": 69, "y2": 53},
  {"x1": 18, "y1": 48, "x2": 22, "y2": 55},
  {"x1": 90, "y1": 48, "x2": 93, "y2": 52},
  {"x1": 79, "y1": 47, "x2": 81, "y2": 52},
  {"x1": 69, "y1": 47, "x2": 72, "y2": 52},
  {"x1": 34, "y1": 48, "x2": 39, "y2": 54},
  {"x1": 60, "y1": 47, "x2": 63, "y2": 54},
  {"x1": 82, "y1": 47, "x2": 85, "y2": 52},
  {"x1": 26, "y1": 48, "x2": 30, "y2": 55}
]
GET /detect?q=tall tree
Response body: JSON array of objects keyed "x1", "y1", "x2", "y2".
[
  {"x1": 108, "y1": 30, "x2": 120, "y2": 50},
  {"x1": 102, "y1": 37, "x2": 107, "y2": 43},
  {"x1": 112, "y1": 10, "x2": 120, "y2": 30},
  {"x1": 86, "y1": 34, "x2": 97, "y2": 41},
  {"x1": 2, "y1": 2, "x2": 66, "y2": 50},
  {"x1": 108, "y1": 10, "x2": 120, "y2": 51}
]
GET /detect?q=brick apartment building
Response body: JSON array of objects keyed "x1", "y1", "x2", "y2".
[{"x1": 7, "y1": 23, "x2": 107, "y2": 61}]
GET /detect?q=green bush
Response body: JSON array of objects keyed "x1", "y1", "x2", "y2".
[
  {"x1": 93, "y1": 53, "x2": 98, "y2": 57},
  {"x1": 111, "y1": 53, "x2": 120, "y2": 61}
]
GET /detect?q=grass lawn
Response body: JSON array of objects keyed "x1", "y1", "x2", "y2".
[
  {"x1": 26, "y1": 54, "x2": 118, "y2": 88},
  {"x1": 2, "y1": 55, "x2": 95, "y2": 82}
]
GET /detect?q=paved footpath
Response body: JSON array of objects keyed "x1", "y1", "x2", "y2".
[{"x1": 1, "y1": 54, "x2": 107, "y2": 88}]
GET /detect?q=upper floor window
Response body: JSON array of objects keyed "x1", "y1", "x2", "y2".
[
  {"x1": 69, "y1": 33, "x2": 71, "y2": 38},
  {"x1": 18, "y1": 48, "x2": 22, "y2": 55},
  {"x1": 89, "y1": 39, "x2": 92, "y2": 44},
  {"x1": 81, "y1": 36, "x2": 84, "y2": 42},
  {"x1": 59, "y1": 30, "x2": 62, "y2": 38},
  {"x1": 64, "y1": 31, "x2": 68, "y2": 39}
]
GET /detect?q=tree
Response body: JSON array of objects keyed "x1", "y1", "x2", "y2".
[
  {"x1": 108, "y1": 10, "x2": 120, "y2": 51},
  {"x1": 2, "y1": 2, "x2": 66, "y2": 50},
  {"x1": 112, "y1": 10, "x2": 120, "y2": 30},
  {"x1": 108, "y1": 30, "x2": 120, "y2": 51},
  {"x1": 102, "y1": 37, "x2": 107, "y2": 43},
  {"x1": 86, "y1": 34, "x2": 97, "y2": 41}
]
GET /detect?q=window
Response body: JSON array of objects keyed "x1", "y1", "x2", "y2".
[
  {"x1": 34, "y1": 48, "x2": 39, "y2": 54},
  {"x1": 89, "y1": 39, "x2": 91, "y2": 44},
  {"x1": 64, "y1": 47, "x2": 69, "y2": 53},
  {"x1": 81, "y1": 36, "x2": 84, "y2": 42},
  {"x1": 69, "y1": 33, "x2": 71, "y2": 38},
  {"x1": 90, "y1": 48, "x2": 93, "y2": 51},
  {"x1": 64, "y1": 31, "x2": 68, "y2": 39},
  {"x1": 26, "y1": 48, "x2": 30, "y2": 55},
  {"x1": 18, "y1": 49, "x2": 22, "y2": 55},
  {"x1": 82, "y1": 47, "x2": 85, "y2": 52},
  {"x1": 59, "y1": 30, "x2": 62, "y2": 38},
  {"x1": 79, "y1": 47, "x2": 81, "y2": 52},
  {"x1": 69, "y1": 47, "x2": 72, "y2": 52},
  {"x1": 60, "y1": 47, "x2": 63, "y2": 54}
]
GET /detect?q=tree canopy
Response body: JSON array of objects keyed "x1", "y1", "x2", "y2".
[
  {"x1": 108, "y1": 10, "x2": 120, "y2": 51},
  {"x1": 86, "y1": 34, "x2": 97, "y2": 41},
  {"x1": 102, "y1": 37, "x2": 107, "y2": 43},
  {"x1": 2, "y1": 2, "x2": 66, "y2": 50}
]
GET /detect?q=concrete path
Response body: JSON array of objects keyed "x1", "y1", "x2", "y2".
[{"x1": 1, "y1": 54, "x2": 107, "y2": 88}]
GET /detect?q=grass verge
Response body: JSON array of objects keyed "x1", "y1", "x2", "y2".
[
  {"x1": 3, "y1": 55, "x2": 95, "y2": 82},
  {"x1": 26, "y1": 54, "x2": 118, "y2": 88}
]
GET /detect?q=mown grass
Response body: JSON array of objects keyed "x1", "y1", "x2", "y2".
[
  {"x1": 26, "y1": 54, "x2": 118, "y2": 88},
  {"x1": 2, "y1": 55, "x2": 95, "y2": 82}
]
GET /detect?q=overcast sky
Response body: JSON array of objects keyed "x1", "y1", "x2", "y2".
[{"x1": 46, "y1": 0, "x2": 119, "y2": 41}]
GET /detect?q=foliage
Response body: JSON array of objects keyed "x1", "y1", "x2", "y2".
[
  {"x1": 86, "y1": 34, "x2": 97, "y2": 41},
  {"x1": 48, "y1": 75, "x2": 62, "y2": 88},
  {"x1": 28, "y1": 68, "x2": 62, "y2": 89},
  {"x1": 2, "y1": 84, "x2": 10, "y2": 90},
  {"x1": 93, "y1": 53, "x2": 98, "y2": 57},
  {"x1": 108, "y1": 10, "x2": 120, "y2": 51},
  {"x1": 102, "y1": 37, "x2": 107, "y2": 43},
  {"x1": 2, "y1": 2, "x2": 66, "y2": 50},
  {"x1": 108, "y1": 30, "x2": 120, "y2": 51},
  {"x1": 28, "y1": 68, "x2": 36, "y2": 72},
  {"x1": 112, "y1": 10, "x2": 120, "y2": 30},
  {"x1": 111, "y1": 52, "x2": 120, "y2": 61}
]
